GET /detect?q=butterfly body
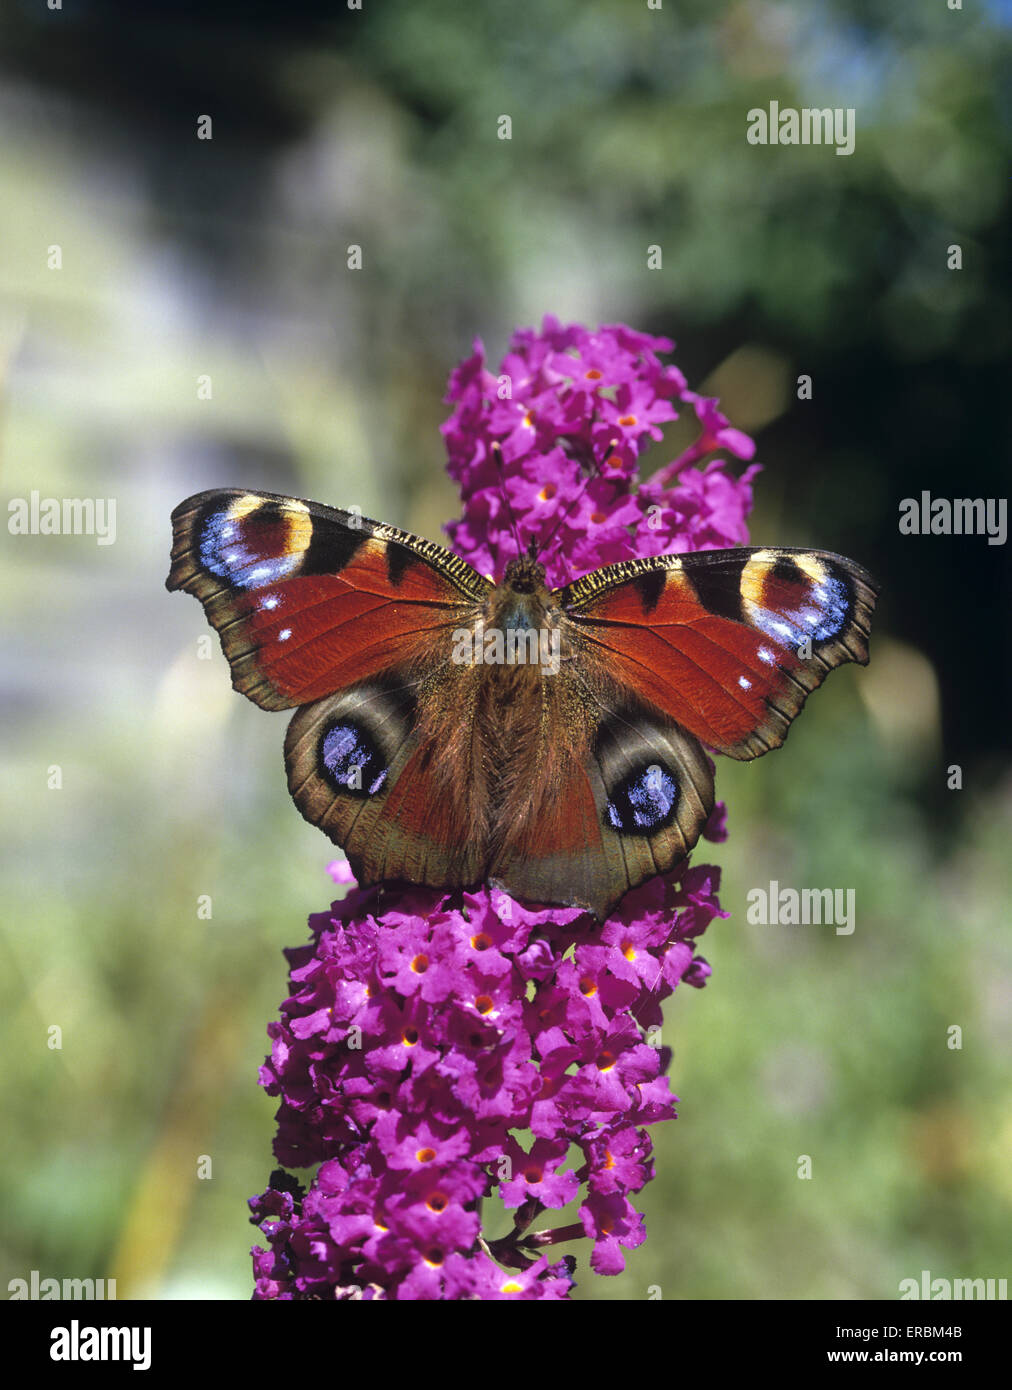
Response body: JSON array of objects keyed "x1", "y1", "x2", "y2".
[{"x1": 168, "y1": 488, "x2": 878, "y2": 918}]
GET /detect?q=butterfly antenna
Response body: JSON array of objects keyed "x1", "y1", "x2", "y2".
[{"x1": 490, "y1": 441, "x2": 525, "y2": 561}]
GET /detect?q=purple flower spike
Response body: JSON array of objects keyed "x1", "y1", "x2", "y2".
[{"x1": 250, "y1": 319, "x2": 755, "y2": 1299}]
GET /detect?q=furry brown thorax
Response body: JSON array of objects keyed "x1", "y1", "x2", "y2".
[
  {"x1": 500, "y1": 554, "x2": 547, "y2": 593},
  {"x1": 482, "y1": 556, "x2": 561, "y2": 656}
]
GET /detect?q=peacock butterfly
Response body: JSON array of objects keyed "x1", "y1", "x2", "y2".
[{"x1": 166, "y1": 487, "x2": 878, "y2": 918}]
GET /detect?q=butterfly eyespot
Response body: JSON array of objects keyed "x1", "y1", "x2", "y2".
[
  {"x1": 743, "y1": 554, "x2": 853, "y2": 646},
  {"x1": 197, "y1": 498, "x2": 310, "y2": 590},
  {"x1": 803, "y1": 575, "x2": 850, "y2": 640},
  {"x1": 320, "y1": 721, "x2": 388, "y2": 797},
  {"x1": 605, "y1": 762, "x2": 678, "y2": 835}
]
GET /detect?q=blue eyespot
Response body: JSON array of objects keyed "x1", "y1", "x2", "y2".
[
  {"x1": 606, "y1": 763, "x2": 678, "y2": 834},
  {"x1": 199, "y1": 512, "x2": 300, "y2": 590},
  {"x1": 752, "y1": 574, "x2": 850, "y2": 647},
  {"x1": 321, "y1": 721, "x2": 387, "y2": 797},
  {"x1": 807, "y1": 577, "x2": 850, "y2": 640}
]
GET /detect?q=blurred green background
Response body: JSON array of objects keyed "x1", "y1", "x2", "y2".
[{"x1": 1, "y1": 0, "x2": 1009, "y2": 1300}]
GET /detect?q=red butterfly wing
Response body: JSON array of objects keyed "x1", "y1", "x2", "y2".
[
  {"x1": 560, "y1": 547, "x2": 879, "y2": 758},
  {"x1": 489, "y1": 703, "x2": 715, "y2": 918},
  {"x1": 166, "y1": 489, "x2": 490, "y2": 711},
  {"x1": 283, "y1": 677, "x2": 488, "y2": 891}
]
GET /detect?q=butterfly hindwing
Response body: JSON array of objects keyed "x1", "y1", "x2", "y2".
[
  {"x1": 491, "y1": 700, "x2": 715, "y2": 919},
  {"x1": 284, "y1": 676, "x2": 487, "y2": 891},
  {"x1": 559, "y1": 546, "x2": 879, "y2": 760},
  {"x1": 166, "y1": 488, "x2": 491, "y2": 711}
]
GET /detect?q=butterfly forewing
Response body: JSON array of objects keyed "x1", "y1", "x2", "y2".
[
  {"x1": 559, "y1": 546, "x2": 879, "y2": 760},
  {"x1": 166, "y1": 488, "x2": 490, "y2": 711}
]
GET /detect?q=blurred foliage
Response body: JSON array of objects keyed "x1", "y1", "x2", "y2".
[{"x1": 0, "y1": 1, "x2": 1009, "y2": 1299}]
